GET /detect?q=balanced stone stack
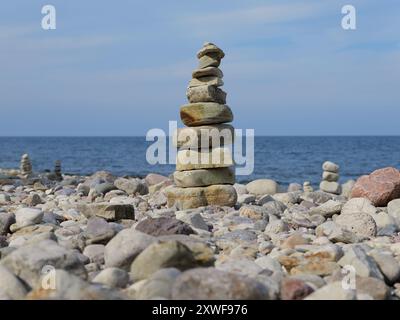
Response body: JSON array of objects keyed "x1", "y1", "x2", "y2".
[
  {"x1": 166, "y1": 43, "x2": 237, "y2": 210},
  {"x1": 319, "y1": 161, "x2": 341, "y2": 194},
  {"x1": 303, "y1": 181, "x2": 313, "y2": 193},
  {"x1": 20, "y1": 154, "x2": 32, "y2": 177},
  {"x1": 54, "y1": 160, "x2": 62, "y2": 181}
]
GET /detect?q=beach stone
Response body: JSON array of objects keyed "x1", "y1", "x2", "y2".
[
  {"x1": 188, "y1": 76, "x2": 223, "y2": 88},
  {"x1": 239, "y1": 205, "x2": 268, "y2": 220},
  {"x1": 322, "y1": 171, "x2": 339, "y2": 182},
  {"x1": 0, "y1": 212, "x2": 15, "y2": 235},
  {"x1": 145, "y1": 173, "x2": 169, "y2": 186},
  {"x1": 78, "y1": 203, "x2": 134, "y2": 221},
  {"x1": 246, "y1": 179, "x2": 279, "y2": 196},
  {"x1": 288, "y1": 183, "x2": 302, "y2": 192},
  {"x1": 388, "y1": 199, "x2": 400, "y2": 226},
  {"x1": 338, "y1": 246, "x2": 384, "y2": 280},
  {"x1": 174, "y1": 124, "x2": 234, "y2": 149},
  {"x1": 173, "y1": 167, "x2": 234, "y2": 188},
  {"x1": 175, "y1": 211, "x2": 209, "y2": 231},
  {"x1": 264, "y1": 220, "x2": 289, "y2": 235},
  {"x1": 368, "y1": 249, "x2": 400, "y2": 284},
  {"x1": 237, "y1": 194, "x2": 256, "y2": 204},
  {"x1": 180, "y1": 103, "x2": 233, "y2": 126},
  {"x1": 92, "y1": 267, "x2": 129, "y2": 288},
  {"x1": 280, "y1": 278, "x2": 314, "y2": 300},
  {"x1": 233, "y1": 183, "x2": 248, "y2": 195},
  {"x1": 322, "y1": 161, "x2": 339, "y2": 173},
  {"x1": 27, "y1": 269, "x2": 124, "y2": 300},
  {"x1": 94, "y1": 182, "x2": 116, "y2": 195},
  {"x1": 305, "y1": 282, "x2": 356, "y2": 300},
  {"x1": 165, "y1": 185, "x2": 237, "y2": 209},
  {"x1": 309, "y1": 200, "x2": 343, "y2": 217},
  {"x1": 83, "y1": 244, "x2": 105, "y2": 264},
  {"x1": 171, "y1": 267, "x2": 270, "y2": 300},
  {"x1": 356, "y1": 277, "x2": 389, "y2": 300},
  {"x1": 319, "y1": 181, "x2": 341, "y2": 195},
  {"x1": 114, "y1": 178, "x2": 148, "y2": 195},
  {"x1": 83, "y1": 217, "x2": 116, "y2": 245},
  {"x1": 335, "y1": 211, "x2": 377, "y2": 238},
  {"x1": 341, "y1": 180, "x2": 355, "y2": 198},
  {"x1": 0, "y1": 240, "x2": 86, "y2": 288},
  {"x1": 351, "y1": 167, "x2": 400, "y2": 206},
  {"x1": 176, "y1": 147, "x2": 233, "y2": 171},
  {"x1": 14, "y1": 208, "x2": 43, "y2": 229},
  {"x1": 192, "y1": 66, "x2": 223, "y2": 79},
  {"x1": 262, "y1": 200, "x2": 286, "y2": 216},
  {"x1": 316, "y1": 221, "x2": 363, "y2": 243},
  {"x1": 197, "y1": 42, "x2": 225, "y2": 60},
  {"x1": 341, "y1": 197, "x2": 377, "y2": 216},
  {"x1": 132, "y1": 268, "x2": 181, "y2": 300},
  {"x1": 281, "y1": 233, "x2": 310, "y2": 249},
  {"x1": 22, "y1": 193, "x2": 42, "y2": 206},
  {"x1": 136, "y1": 217, "x2": 194, "y2": 236},
  {"x1": 186, "y1": 85, "x2": 226, "y2": 104},
  {"x1": 104, "y1": 229, "x2": 156, "y2": 270},
  {"x1": 198, "y1": 53, "x2": 221, "y2": 68},
  {"x1": 0, "y1": 265, "x2": 28, "y2": 299},
  {"x1": 130, "y1": 241, "x2": 198, "y2": 281}
]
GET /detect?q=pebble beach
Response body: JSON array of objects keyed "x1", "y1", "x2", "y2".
[{"x1": 1, "y1": 156, "x2": 400, "y2": 300}]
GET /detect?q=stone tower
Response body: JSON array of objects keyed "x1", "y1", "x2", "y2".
[
  {"x1": 166, "y1": 43, "x2": 237, "y2": 209},
  {"x1": 20, "y1": 154, "x2": 32, "y2": 177}
]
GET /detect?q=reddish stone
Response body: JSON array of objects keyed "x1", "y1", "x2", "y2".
[
  {"x1": 280, "y1": 278, "x2": 314, "y2": 300},
  {"x1": 351, "y1": 167, "x2": 400, "y2": 207},
  {"x1": 144, "y1": 173, "x2": 170, "y2": 186}
]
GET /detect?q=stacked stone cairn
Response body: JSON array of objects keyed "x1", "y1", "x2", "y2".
[
  {"x1": 166, "y1": 42, "x2": 237, "y2": 210},
  {"x1": 20, "y1": 154, "x2": 32, "y2": 178},
  {"x1": 54, "y1": 160, "x2": 62, "y2": 181},
  {"x1": 319, "y1": 161, "x2": 341, "y2": 194},
  {"x1": 303, "y1": 181, "x2": 313, "y2": 193}
]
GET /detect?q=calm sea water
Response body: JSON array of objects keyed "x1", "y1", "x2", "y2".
[{"x1": 0, "y1": 136, "x2": 399, "y2": 187}]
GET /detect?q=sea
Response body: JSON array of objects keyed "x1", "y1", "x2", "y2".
[{"x1": 0, "y1": 136, "x2": 399, "y2": 188}]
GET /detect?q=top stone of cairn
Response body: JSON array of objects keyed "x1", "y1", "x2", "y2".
[{"x1": 197, "y1": 42, "x2": 225, "y2": 60}]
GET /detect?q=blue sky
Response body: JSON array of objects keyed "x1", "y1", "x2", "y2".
[{"x1": 0, "y1": 0, "x2": 399, "y2": 136}]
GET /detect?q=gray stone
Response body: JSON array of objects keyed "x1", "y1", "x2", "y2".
[
  {"x1": 309, "y1": 200, "x2": 343, "y2": 217},
  {"x1": 130, "y1": 241, "x2": 198, "y2": 281},
  {"x1": 94, "y1": 182, "x2": 117, "y2": 195},
  {"x1": 83, "y1": 244, "x2": 105, "y2": 264},
  {"x1": 305, "y1": 282, "x2": 355, "y2": 300},
  {"x1": 322, "y1": 171, "x2": 339, "y2": 182},
  {"x1": 136, "y1": 217, "x2": 195, "y2": 236},
  {"x1": 322, "y1": 161, "x2": 339, "y2": 173},
  {"x1": 246, "y1": 179, "x2": 279, "y2": 196},
  {"x1": 186, "y1": 85, "x2": 226, "y2": 104},
  {"x1": 114, "y1": 178, "x2": 148, "y2": 195},
  {"x1": 27, "y1": 269, "x2": 124, "y2": 300},
  {"x1": 171, "y1": 267, "x2": 271, "y2": 300},
  {"x1": 92, "y1": 267, "x2": 129, "y2": 288},
  {"x1": 368, "y1": 249, "x2": 400, "y2": 284},
  {"x1": 175, "y1": 210, "x2": 209, "y2": 231},
  {"x1": 83, "y1": 217, "x2": 116, "y2": 245},
  {"x1": 180, "y1": 103, "x2": 233, "y2": 126},
  {"x1": 0, "y1": 240, "x2": 87, "y2": 288},
  {"x1": 104, "y1": 229, "x2": 156, "y2": 270},
  {"x1": 0, "y1": 212, "x2": 15, "y2": 235},
  {"x1": 319, "y1": 181, "x2": 341, "y2": 195},
  {"x1": 78, "y1": 203, "x2": 135, "y2": 221},
  {"x1": 335, "y1": 211, "x2": 377, "y2": 238},
  {"x1": 14, "y1": 208, "x2": 43, "y2": 229},
  {"x1": 0, "y1": 265, "x2": 28, "y2": 299},
  {"x1": 338, "y1": 246, "x2": 384, "y2": 280},
  {"x1": 173, "y1": 167, "x2": 234, "y2": 188}
]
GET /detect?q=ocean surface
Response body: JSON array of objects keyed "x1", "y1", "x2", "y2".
[{"x1": 0, "y1": 136, "x2": 399, "y2": 187}]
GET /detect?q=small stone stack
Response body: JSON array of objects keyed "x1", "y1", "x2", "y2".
[
  {"x1": 54, "y1": 160, "x2": 62, "y2": 180},
  {"x1": 20, "y1": 154, "x2": 32, "y2": 177},
  {"x1": 303, "y1": 181, "x2": 313, "y2": 193},
  {"x1": 319, "y1": 161, "x2": 341, "y2": 194},
  {"x1": 166, "y1": 43, "x2": 237, "y2": 210}
]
